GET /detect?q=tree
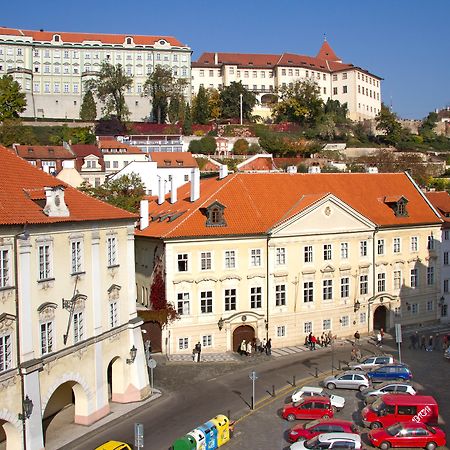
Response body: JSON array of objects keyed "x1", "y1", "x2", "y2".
[
  {"x1": 78, "y1": 173, "x2": 145, "y2": 213},
  {"x1": 272, "y1": 79, "x2": 323, "y2": 126},
  {"x1": 219, "y1": 82, "x2": 257, "y2": 121},
  {"x1": 85, "y1": 63, "x2": 132, "y2": 123},
  {"x1": 192, "y1": 85, "x2": 210, "y2": 124},
  {"x1": 375, "y1": 104, "x2": 403, "y2": 146},
  {"x1": 0, "y1": 119, "x2": 36, "y2": 146},
  {"x1": 208, "y1": 88, "x2": 221, "y2": 121},
  {"x1": 183, "y1": 102, "x2": 193, "y2": 135},
  {"x1": 419, "y1": 111, "x2": 439, "y2": 141},
  {"x1": 233, "y1": 138, "x2": 249, "y2": 155},
  {"x1": 79, "y1": 90, "x2": 97, "y2": 121},
  {"x1": 188, "y1": 136, "x2": 216, "y2": 154},
  {"x1": 0, "y1": 75, "x2": 27, "y2": 121}
]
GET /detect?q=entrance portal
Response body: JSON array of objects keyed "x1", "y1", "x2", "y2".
[
  {"x1": 232, "y1": 325, "x2": 255, "y2": 352},
  {"x1": 373, "y1": 305, "x2": 388, "y2": 331},
  {"x1": 141, "y1": 321, "x2": 162, "y2": 353}
]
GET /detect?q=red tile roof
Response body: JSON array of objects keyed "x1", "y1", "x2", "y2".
[
  {"x1": 316, "y1": 41, "x2": 340, "y2": 62},
  {"x1": 238, "y1": 156, "x2": 276, "y2": 171},
  {"x1": 0, "y1": 146, "x2": 135, "y2": 225},
  {"x1": 149, "y1": 152, "x2": 198, "y2": 168},
  {"x1": 425, "y1": 191, "x2": 450, "y2": 227},
  {"x1": 137, "y1": 172, "x2": 441, "y2": 239},
  {"x1": 14, "y1": 145, "x2": 75, "y2": 160},
  {"x1": 98, "y1": 141, "x2": 143, "y2": 154},
  {"x1": 0, "y1": 26, "x2": 186, "y2": 47},
  {"x1": 70, "y1": 144, "x2": 105, "y2": 171}
]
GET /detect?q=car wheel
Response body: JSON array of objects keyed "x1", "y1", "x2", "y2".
[
  {"x1": 370, "y1": 421, "x2": 382, "y2": 429},
  {"x1": 322, "y1": 414, "x2": 330, "y2": 419},
  {"x1": 327, "y1": 382, "x2": 336, "y2": 390},
  {"x1": 287, "y1": 413, "x2": 296, "y2": 422},
  {"x1": 380, "y1": 441, "x2": 390, "y2": 450},
  {"x1": 358, "y1": 384, "x2": 366, "y2": 392},
  {"x1": 426, "y1": 442, "x2": 436, "y2": 450}
]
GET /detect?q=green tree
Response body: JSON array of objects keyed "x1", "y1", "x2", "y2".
[
  {"x1": 79, "y1": 90, "x2": 97, "y2": 121},
  {"x1": 219, "y1": 82, "x2": 257, "y2": 121},
  {"x1": 419, "y1": 111, "x2": 438, "y2": 141},
  {"x1": 272, "y1": 79, "x2": 323, "y2": 126},
  {"x1": 208, "y1": 88, "x2": 221, "y2": 121},
  {"x1": 78, "y1": 173, "x2": 145, "y2": 213},
  {"x1": 233, "y1": 138, "x2": 249, "y2": 155},
  {"x1": 183, "y1": 102, "x2": 193, "y2": 135},
  {"x1": 0, "y1": 119, "x2": 36, "y2": 146},
  {"x1": 192, "y1": 85, "x2": 210, "y2": 124},
  {"x1": 375, "y1": 104, "x2": 403, "y2": 146},
  {"x1": 324, "y1": 99, "x2": 349, "y2": 125},
  {"x1": 188, "y1": 136, "x2": 216, "y2": 154},
  {"x1": 0, "y1": 75, "x2": 27, "y2": 121},
  {"x1": 85, "y1": 63, "x2": 132, "y2": 123}
]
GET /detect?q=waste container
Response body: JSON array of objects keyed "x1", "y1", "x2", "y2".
[
  {"x1": 198, "y1": 422, "x2": 218, "y2": 450},
  {"x1": 210, "y1": 415, "x2": 230, "y2": 447},
  {"x1": 188, "y1": 428, "x2": 206, "y2": 450},
  {"x1": 172, "y1": 435, "x2": 196, "y2": 450}
]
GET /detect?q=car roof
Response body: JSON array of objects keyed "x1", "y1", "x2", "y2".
[
  {"x1": 381, "y1": 394, "x2": 437, "y2": 406},
  {"x1": 310, "y1": 419, "x2": 354, "y2": 425},
  {"x1": 337, "y1": 370, "x2": 366, "y2": 376},
  {"x1": 318, "y1": 433, "x2": 361, "y2": 442},
  {"x1": 372, "y1": 364, "x2": 409, "y2": 371},
  {"x1": 391, "y1": 422, "x2": 430, "y2": 429},
  {"x1": 299, "y1": 396, "x2": 331, "y2": 402}
]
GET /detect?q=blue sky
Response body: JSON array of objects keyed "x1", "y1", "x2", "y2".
[{"x1": 3, "y1": 0, "x2": 449, "y2": 119}]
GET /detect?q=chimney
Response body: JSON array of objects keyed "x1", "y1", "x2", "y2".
[
  {"x1": 43, "y1": 186, "x2": 70, "y2": 217},
  {"x1": 170, "y1": 177, "x2": 177, "y2": 204},
  {"x1": 157, "y1": 177, "x2": 165, "y2": 205},
  {"x1": 287, "y1": 165, "x2": 297, "y2": 174},
  {"x1": 190, "y1": 168, "x2": 200, "y2": 202},
  {"x1": 308, "y1": 163, "x2": 321, "y2": 174},
  {"x1": 219, "y1": 164, "x2": 228, "y2": 179},
  {"x1": 367, "y1": 165, "x2": 379, "y2": 174},
  {"x1": 140, "y1": 199, "x2": 149, "y2": 230},
  {"x1": 62, "y1": 160, "x2": 75, "y2": 169},
  {"x1": 214, "y1": 52, "x2": 218, "y2": 65}
]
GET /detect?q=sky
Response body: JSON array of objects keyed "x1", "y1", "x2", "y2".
[{"x1": 2, "y1": 0, "x2": 449, "y2": 120}]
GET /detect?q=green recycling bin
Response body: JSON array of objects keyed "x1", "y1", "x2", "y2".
[{"x1": 172, "y1": 434, "x2": 196, "y2": 450}]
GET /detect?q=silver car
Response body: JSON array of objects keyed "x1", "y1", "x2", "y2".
[
  {"x1": 323, "y1": 371, "x2": 370, "y2": 391},
  {"x1": 290, "y1": 433, "x2": 362, "y2": 450},
  {"x1": 349, "y1": 355, "x2": 394, "y2": 371},
  {"x1": 361, "y1": 381, "x2": 416, "y2": 404}
]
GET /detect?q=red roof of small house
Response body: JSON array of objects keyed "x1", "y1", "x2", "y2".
[
  {"x1": 425, "y1": 191, "x2": 450, "y2": 228},
  {"x1": 14, "y1": 145, "x2": 75, "y2": 160},
  {"x1": 149, "y1": 152, "x2": 198, "y2": 168},
  {"x1": 136, "y1": 172, "x2": 441, "y2": 240},
  {"x1": 70, "y1": 144, "x2": 105, "y2": 171},
  {"x1": 0, "y1": 146, "x2": 135, "y2": 225},
  {"x1": 238, "y1": 156, "x2": 276, "y2": 172},
  {"x1": 98, "y1": 141, "x2": 143, "y2": 154}
]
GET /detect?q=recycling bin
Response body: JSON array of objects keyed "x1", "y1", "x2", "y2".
[
  {"x1": 172, "y1": 434, "x2": 196, "y2": 450},
  {"x1": 188, "y1": 428, "x2": 206, "y2": 450},
  {"x1": 210, "y1": 415, "x2": 230, "y2": 447},
  {"x1": 198, "y1": 422, "x2": 218, "y2": 450}
]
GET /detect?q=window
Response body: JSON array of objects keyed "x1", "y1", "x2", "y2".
[
  {"x1": 340, "y1": 316, "x2": 349, "y2": 327},
  {"x1": 250, "y1": 287, "x2": 262, "y2": 308},
  {"x1": 71, "y1": 240, "x2": 82, "y2": 274},
  {"x1": 178, "y1": 337, "x2": 189, "y2": 350},
  {"x1": 359, "y1": 312, "x2": 366, "y2": 324},
  {"x1": 0, "y1": 249, "x2": 9, "y2": 288},
  {"x1": 444, "y1": 279, "x2": 449, "y2": 293},
  {"x1": 38, "y1": 243, "x2": 51, "y2": 280},
  {"x1": 109, "y1": 301, "x2": 118, "y2": 328},
  {"x1": 177, "y1": 293, "x2": 190, "y2": 315},
  {"x1": 377, "y1": 239, "x2": 385, "y2": 255},
  {"x1": 340, "y1": 242, "x2": 348, "y2": 259},
  {"x1": 427, "y1": 235, "x2": 435, "y2": 250},
  {"x1": 343, "y1": 85, "x2": 348, "y2": 94},
  {"x1": 304, "y1": 322, "x2": 312, "y2": 334},
  {"x1": 303, "y1": 282, "x2": 314, "y2": 303},
  {"x1": 40, "y1": 321, "x2": 53, "y2": 355},
  {"x1": 275, "y1": 284, "x2": 286, "y2": 306},
  {"x1": 444, "y1": 252, "x2": 449, "y2": 265},
  {"x1": 393, "y1": 270, "x2": 402, "y2": 289},
  {"x1": 360, "y1": 240, "x2": 368, "y2": 257},
  {"x1": 224, "y1": 250, "x2": 236, "y2": 269},
  {"x1": 333, "y1": 87, "x2": 338, "y2": 95},
  {"x1": 341, "y1": 277, "x2": 349, "y2": 298},
  {"x1": 323, "y1": 244, "x2": 332, "y2": 261},
  {"x1": 332, "y1": 74, "x2": 337, "y2": 81},
  {"x1": 276, "y1": 247, "x2": 286, "y2": 265},
  {"x1": 107, "y1": 236, "x2": 117, "y2": 267},
  {"x1": 200, "y1": 291, "x2": 213, "y2": 313},
  {"x1": 360, "y1": 275, "x2": 368, "y2": 295},
  {"x1": 202, "y1": 335, "x2": 212, "y2": 347},
  {"x1": 250, "y1": 249, "x2": 262, "y2": 267},
  {"x1": 427, "y1": 266, "x2": 434, "y2": 285},
  {"x1": 411, "y1": 236, "x2": 418, "y2": 252},
  {"x1": 277, "y1": 326, "x2": 286, "y2": 337},
  {"x1": 73, "y1": 311, "x2": 84, "y2": 343},
  {"x1": 177, "y1": 253, "x2": 188, "y2": 272},
  {"x1": 410, "y1": 268, "x2": 418, "y2": 288},
  {"x1": 322, "y1": 319, "x2": 331, "y2": 331},
  {"x1": 0, "y1": 334, "x2": 12, "y2": 372},
  {"x1": 377, "y1": 273, "x2": 386, "y2": 292},
  {"x1": 342, "y1": 73, "x2": 347, "y2": 80},
  {"x1": 200, "y1": 251, "x2": 212, "y2": 270},
  {"x1": 445, "y1": 230, "x2": 449, "y2": 241},
  {"x1": 224, "y1": 288, "x2": 236, "y2": 311},
  {"x1": 323, "y1": 279, "x2": 333, "y2": 300},
  {"x1": 427, "y1": 300, "x2": 433, "y2": 312},
  {"x1": 393, "y1": 237, "x2": 401, "y2": 253},
  {"x1": 411, "y1": 303, "x2": 419, "y2": 315},
  {"x1": 304, "y1": 246, "x2": 313, "y2": 263}
]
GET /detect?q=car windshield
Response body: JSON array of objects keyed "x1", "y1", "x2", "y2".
[
  {"x1": 386, "y1": 424, "x2": 403, "y2": 436},
  {"x1": 371, "y1": 398, "x2": 387, "y2": 413},
  {"x1": 306, "y1": 419, "x2": 321, "y2": 429},
  {"x1": 304, "y1": 436, "x2": 320, "y2": 449},
  {"x1": 293, "y1": 400, "x2": 304, "y2": 408}
]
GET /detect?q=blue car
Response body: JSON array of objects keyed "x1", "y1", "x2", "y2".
[{"x1": 367, "y1": 364, "x2": 412, "y2": 382}]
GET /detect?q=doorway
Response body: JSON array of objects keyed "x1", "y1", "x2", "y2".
[
  {"x1": 232, "y1": 325, "x2": 255, "y2": 352},
  {"x1": 373, "y1": 305, "x2": 388, "y2": 331}
]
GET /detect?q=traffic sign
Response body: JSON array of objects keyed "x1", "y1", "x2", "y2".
[
  {"x1": 249, "y1": 370, "x2": 258, "y2": 381},
  {"x1": 148, "y1": 358, "x2": 157, "y2": 369},
  {"x1": 134, "y1": 423, "x2": 144, "y2": 449},
  {"x1": 395, "y1": 323, "x2": 402, "y2": 343}
]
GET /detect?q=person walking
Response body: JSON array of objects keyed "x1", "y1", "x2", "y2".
[
  {"x1": 195, "y1": 341, "x2": 202, "y2": 362},
  {"x1": 376, "y1": 331, "x2": 382, "y2": 348},
  {"x1": 266, "y1": 338, "x2": 272, "y2": 355},
  {"x1": 354, "y1": 330, "x2": 360, "y2": 345},
  {"x1": 308, "y1": 332, "x2": 313, "y2": 350},
  {"x1": 246, "y1": 340, "x2": 252, "y2": 357},
  {"x1": 380, "y1": 328, "x2": 385, "y2": 346},
  {"x1": 420, "y1": 335, "x2": 426, "y2": 350},
  {"x1": 427, "y1": 335, "x2": 433, "y2": 352},
  {"x1": 261, "y1": 337, "x2": 267, "y2": 353},
  {"x1": 239, "y1": 339, "x2": 246, "y2": 356},
  {"x1": 310, "y1": 334, "x2": 317, "y2": 350}
]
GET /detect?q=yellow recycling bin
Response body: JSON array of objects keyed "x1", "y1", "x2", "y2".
[{"x1": 210, "y1": 415, "x2": 229, "y2": 447}]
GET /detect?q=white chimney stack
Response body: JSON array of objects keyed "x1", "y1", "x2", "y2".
[
  {"x1": 157, "y1": 177, "x2": 165, "y2": 205},
  {"x1": 287, "y1": 165, "x2": 297, "y2": 174},
  {"x1": 219, "y1": 164, "x2": 228, "y2": 179},
  {"x1": 367, "y1": 165, "x2": 379, "y2": 174},
  {"x1": 190, "y1": 168, "x2": 200, "y2": 202},
  {"x1": 214, "y1": 52, "x2": 218, "y2": 65},
  {"x1": 308, "y1": 164, "x2": 321, "y2": 174},
  {"x1": 140, "y1": 199, "x2": 149, "y2": 230},
  {"x1": 170, "y1": 177, "x2": 177, "y2": 204},
  {"x1": 62, "y1": 159, "x2": 75, "y2": 169}
]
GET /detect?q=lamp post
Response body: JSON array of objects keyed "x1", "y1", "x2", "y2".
[
  {"x1": 126, "y1": 345, "x2": 137, "y2": 364},
  {"x1": 217, "y1": 317, "x2": 224, "y2": 331},
  {"x1": 239, "y1": 93, "x2": 243, "y2": 125}
]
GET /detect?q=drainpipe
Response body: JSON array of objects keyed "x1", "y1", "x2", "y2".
[
  {"x1": 266, "y1": 235, "x2": 270, "y2": 340},
  {"x1": 369, "y1": 227, "x2": 379, "y2": 334}
]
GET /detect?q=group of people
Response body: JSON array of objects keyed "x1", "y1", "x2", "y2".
[
  {"x1": 192, "y1": 341, "x2": 202, "y2": 362},
  {"x1": 409, "y1": 331, "x2": 449, "y2": 351},
  {"x1": 304, "y1": 331, "x2": 334, "y2": 350},
  {"x1": 238, "y1": 337, "x2": 272, "y2": 356}
]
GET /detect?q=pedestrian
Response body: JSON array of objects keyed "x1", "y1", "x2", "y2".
[
  {"x1": 376, "y1": 331, "x2": 382, "y2": 347},
  {"x1": 266, "y1": 338, "x2": 272, "y2": 355},
  {"x1": 327, "y1": 330, "x2": 333, "y2": 345},
  {"x1": 246, "y1": 340, "x2": 253, "y2": 356},
  {"x1": 304, "y1": 335, "x2": 309, "y2": 348},
  {"x1": 321, "y1": 332, "x2": 327, "y2": 347},
  {"x1": 433, "y1": 333, "x2": 440, "y2": 350},
  {"x1": 240, "y1": 339, "x2": 247, "y2": 356},
  {"x1": 351, "y1": 346, "x2": 357, "y2": 361},
  {"x1": 380, "y1": 328, "x2": 385, "y2": 345},
  {"x1": 420, "y1": 335, "x2": 426, "y2": 350},
  {"x1": 195, "y1": 341, "x2": 202, "y2": 362},
  {"x1": 255, "y1": 337, "x2": 261, "y2": 352},
  {"x1": 426, "y1": 335, "x2": 433, "y2": 352},
  {"x1": 308, "y1": 332, "x2": 313, "y2": 350},
  {"x1": 261, "y1": 337, "x2": 267, "y2": 353},
  {"x1": 192, "y1": 347, "x2": 197, "y2": 361},
  {"x1": 354, "y1": 330, "x2": 360, "y2": 345},
  {"x1": 356, "y1": 347, "x2": 362, "y2": 362}
]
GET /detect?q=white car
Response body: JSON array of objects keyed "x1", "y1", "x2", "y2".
[
  {"x1": 290, "y1": 433, "x2": 362, "y2": 450},
  {"x1": 291, "y1": 386, "x2": 345, "y2": 410},
  {"x1": 361, "y1": 382, "x2": 417, "y2": 404},
  {"x1": 349, "y1": 355, "x2": 394, "y2": 371}
]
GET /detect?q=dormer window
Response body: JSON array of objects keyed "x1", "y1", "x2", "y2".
[
  {"x1": 159, "y1": 39, "x2": 166, "y2": 45},
  {"x1": 205, "y1": 201, "x2": 226, "y2": 227},
  {"x1": 126, "y1": 37, "x2": 132, "y2": 45},
  {"x1": 53, "y1": 34, "x2": 60, "y2": 42},
  {"x1": 384, "y1": 195, "x2": 408, "y2": 217}
]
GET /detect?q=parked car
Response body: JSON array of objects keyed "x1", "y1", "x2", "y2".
[
  {"x1": 361, "y1": 382, "x2": 417, "y2": 404},
  {"x1": 282, "y1": 396, "x2": 335, "y2": 421},
  {"x1": 367, "y1": 364, "x2": 412, "y2": 383},
  {"x1": 94, "y1": 442, "x2": 132, "y2": 450},
  {"x1": 444, "y1": 347, "x2": 450, "y2": 360},
  {"x1": 291, "y1": 386, "x2": 345, "y2": 410},
  {"x1": 362, "y1": 394, "x2": 439, "y2": 429},
  {"x1": 290, "y1": 433, "x2": 362, "y2": 450},
  {"x1": 323, "y1": 371, "x2": 370, "y2": 391},
  {"x1": 350, "y1": 355, "x2": 394, "y2": 371},
  {"x1": 368, "y1": 422, "x2": 446, "y2": 450},
  {"x1": 288, "y1": 419, "x2": 357, "y2": 443}
]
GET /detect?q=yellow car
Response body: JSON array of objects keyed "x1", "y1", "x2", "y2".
[{"x1": 94, "y1": 441, "x2": 131, "y2": 450}]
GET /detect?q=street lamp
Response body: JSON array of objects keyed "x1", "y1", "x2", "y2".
[
  {"x1": 18, "y1": 395, "x2": 34, "y2": 421},
  {"x1": 126, "y1": 345, "x2": 137, "y2": 364},
  {"x1": 217, "y1": 317, "x2": 224, "y2": 331},
  {"x1": 239, "y1": 93, "x2": 243, "y2": 125}
]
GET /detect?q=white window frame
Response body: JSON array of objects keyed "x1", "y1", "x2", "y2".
[
  {"x1": 303, "y1": 281, "x2": 313, "y2": 303},
  {"x1": 275, "y1": 284, "x2": 286, "y2": 306},
  {"x1": 377, "y1": 273, "x2": 386, "y2": 292},
  {"x1": 276, "y1": 247, "x2": 286, "y2": 265},
  {"x1": 250, "y1": 286, "x2": 262, "y2": 308},
  {"x1": 202, "y1": 335, "x2": 213, "y2": 347},
  {"x1": 224, "y1": 250, "x2": 236, "y2": 269},
  {"x1": 340, "y1": 315, "x2": 349, "y2": 327},
  {"x1": 40, "y1": 320, "x2": 53, "y2": 355},
  {"x1": 427, "y1": 266, "x2": 434, "y2": 285},
  {"x1": 304, "y1": 321, "x2": 312, "y2": 334},
  {"x1": 178, "y1": 337, "x2": 189, "y2": 350},
  {"x1": 70, "y1": 239, "x2": 83, "y2": 274},
  {"x1": 304, "y1": 245, "x2": 313, "y2": 263},
  {"x1": 109, "y1": 301, "x2": 118, "y2": 328},
  {"x1": 250, "y1": 248, "x2": 262, "y2": 267},
  {"x1": 224, "y1": 288, "x2": 237, "y2": 311},
  {"x1": 200, "y1": 251, "x2": 212, "y2": 271},
  {"x1": 73, "y1": 310, "x2": 84, "y2": 343},
  {"x1": 38, "y1": 242, "x2": 52, "y2": 280},
  {"x1": 0, "y1": 334, "x2": 12, "y2": 372},
  {"x1": 200, "y1": 291, "x2": 213, "y2": 314},
  {"x1": 410, "y1": 236, "x2": 418, "y2": 252},
  {"x1": 340, "y1": 277, "x2": 350, "y2": 298},
  {"x1": 360, "y1": 312, "x2": 366, "y2": 323},
  {"x1": 277, "y1": 325, "x2": 286, "y2": 337},
  {"x1": 360, "y1": 274, "x2": 368, "y2": 295},
  {"x1": 410, "y1": 268, "x2": 418, "y2": 288},
  {"x1": 323, "y1": 279, "x2": 333, "y2": 300},
  {"x1": 377, "y1": 239, "x2": 385, "y2": 255},
  {"x1": 177, "y1": 293, "x2": 190, "y2": 315},
  {"x1": 340, "y1": 242, "x2": 348, "y2": 259},
  {"x1": 107, "y1": 235, "x2": 118, "y2": 267},
  {"x1": 393, "y1": 237, "x2": 401, "y2": 253},
  {"x1": 177, "y1": 253, "x2": 189, "y2": 272},
  {"x1": 393, "y1": 270, "x2": 402, "y2": 290},
  {"x1": 411, "y1": 303, "x2": 419, "y2": 315},
  {"x1": 322, "y1": 319, "x2": 331, "y2": 331},
  {"x1": 323, "y1": 244, "x2": 332, "y2": 261},
  {"x1": 426, "y1": 300, "x2": 433, "y2": 312},
  {"x1": 360, "y1": 240, "x2": 368, "y2": 257},
  {"x1": 0, "y1": 248, "x2": 10, "y2": 288}
]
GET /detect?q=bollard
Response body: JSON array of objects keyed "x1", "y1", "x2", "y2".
[
  {"x1": 227, "y1": 409, "x2": 231, "y2": 421},
  {"x1": 293, "y1": 375, "x2": 296, "y2": 386},
  {"x1": 338, "y1": 360, "x2": 341, "y2": 370},
  {"x1": 272, "y1": 385, "x2": 275, "y2": 397},
  {"x1": 315, "y1": 367, "x2": 318, "y2": 378}
]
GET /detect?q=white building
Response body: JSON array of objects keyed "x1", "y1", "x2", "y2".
[{"x1": 0, "y1": 26, "x2": 191, "y2": 121}]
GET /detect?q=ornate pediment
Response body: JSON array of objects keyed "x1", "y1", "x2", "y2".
[
  {"x1": 107, "y1": 284, "x2": 121, "y2": 301},
  {"x1": 320, "y1": 265, "x2": 335, "y2": 274},
  {"x1": 0, "y1": 313, "x2": 16, "y2": 333},
  {"x1": 37, "y1": 302, "x2": 57, "y2": 321}
]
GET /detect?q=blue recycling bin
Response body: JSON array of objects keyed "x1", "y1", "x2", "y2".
[{"x1": 198, "y1": 421, "x2": 218, "y2": 450}]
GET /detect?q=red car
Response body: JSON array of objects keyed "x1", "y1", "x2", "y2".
[
  {"x1": 369, "y1": 422, "x2": 446, "y2": 450},
  {"x1": 282, "y1": 396, "x2": 334, "y2": 421},
  {"x1": 288, "y1": 419, "x2": 357, "y2": 443}
]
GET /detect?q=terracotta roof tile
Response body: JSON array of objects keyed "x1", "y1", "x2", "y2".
[
  {"x1": 316, "y1": 41, "x2": 340, "y2": 62},
  {"x1": 0, "y1": 146, "x2": 135, "y2": 225},
  {"x1": 237, "y1": 157, "x2": 275, "y2": 171},
  {"x1": 149, "y1": 152, "x2": 198, "y2": 168},
  {"x1": 98, "y1": 141, "x2": 143, "y2": 154},
  {"x1": 425, "y1": 191, "x2": 450, "y2": 226},
  {"x1": 137, "y1": 173, "x2": 441, "y2": 240},
  {"x1": 14, "y1": 145, "x2": 75, "y2": 160}
]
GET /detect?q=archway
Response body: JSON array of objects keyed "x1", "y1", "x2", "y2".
[
  {"x1": 141, "y1": 321, "x2": 162, "y2": 353},
  {"x1": 107, "y1": 356, "x2": 126, "y2": 402},
  {"x1": 0, "y1": 419, "x2": 21, "y2": 450},
  {"x1": 373, "y1": 305, "x2": 388, "y2": 331},
  {"x1": 232, "y1": 325, "x2": 255, "y2": 352}
]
